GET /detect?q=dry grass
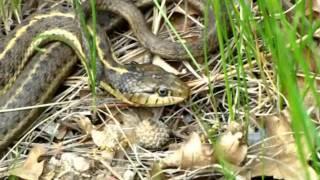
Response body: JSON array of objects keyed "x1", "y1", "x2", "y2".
[{"x1": 0, "y1": 0, "x2": 294, "y2": 179}]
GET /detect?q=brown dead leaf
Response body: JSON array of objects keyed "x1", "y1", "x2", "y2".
[
  {"x1": 73, "y1": 114, "x2": 125, "y2": 150},
  {"x1": 113, "y1": 108, "x2": 143, "y2": 144},
  {"x1": 306, "y1": 0, "x2": 320, "y2": 17},
  {"x1": 10, "y1": 145, "x2": 47, "y2": 180},
  {"x1": 74, "y1": 108, "x2": 169, "y2": 150},
  {"x1": 314, "y1": 28, "x2": 320, "y2": 38},
  {"x1": 91, "y1": 125, "x2": 123, "y2": 150},
  {"x1": 312, "y1": 0, "x2": 320, "y2": 14},
  {"x1": 226, "y1": 121, "x2": 244, "y2": 134},
  {"x1": 215, "y1": 131, "x2": 248, "y2": 166},
  {"x1": 42, "y1": 153, "x2": 91, "y2": 180},
  {"x1": 60, "y1": 153, "x2": 90, "y2": 172},
  {"x1": 314, "y1": 0, "x2": 320, "y2": 13},
  {"x1": 242, "y1": 110, "x2": 318, "y2": 179},
  {"x1": 161, "y1": 132, "x2": 215, "y2": 169},
  {"x1": 160, "y1": 122, "x2": 247, "y2": 170},
  {"x1": 75, "y1": 115, "x2": 94, "y2": 135}
]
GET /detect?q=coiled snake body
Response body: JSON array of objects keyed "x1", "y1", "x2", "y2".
[{"x1": 0, "y1": 0, "x2": 217, "y2": 150}]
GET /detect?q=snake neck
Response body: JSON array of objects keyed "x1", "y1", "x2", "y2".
[
  {"x1": 82, "y1": 0, "x2": 219, "y2": 60},
  {"x1": 86, "y1": 23, "x2": 126, "y2": 72}
]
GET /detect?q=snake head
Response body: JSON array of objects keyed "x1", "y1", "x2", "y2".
[{"x1": 105, "y1": 64, "x2": 190, "y2": 107}]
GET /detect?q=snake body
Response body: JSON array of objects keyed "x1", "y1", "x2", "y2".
[
  {"x1": 0, "y1": 42, "x2": 77, "y2": 150},
  {"x1": 0, "y1": 0, "x2": 216, "y2": 150},
  {"x1": 86, "y1": 0, "x2": 218, "y2": 59}
]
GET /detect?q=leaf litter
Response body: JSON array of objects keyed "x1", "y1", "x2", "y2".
[{"x1": 0, "y1": 0, "x2": 320, "y2": 179}]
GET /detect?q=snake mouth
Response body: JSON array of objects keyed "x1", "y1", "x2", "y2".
[{"x1": 124, "y1": 91, "x2": 189, "y2": 107}]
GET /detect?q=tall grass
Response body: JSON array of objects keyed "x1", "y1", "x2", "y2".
[
  {"x1": 258, "y1": 1, "x2": 319, "y2": 176},
  {"x1": 209, "y1": 0, "x2": 320, "y2": 178},
  {"x1": 0, "y1": 0, "x2": 22, "y2": 33},
  {"x1": 73, "y1": 0, "x2": 98, "y2": 103},
  {"x1": 156, "y1": 0, "x2": 320, "y2": 178}
]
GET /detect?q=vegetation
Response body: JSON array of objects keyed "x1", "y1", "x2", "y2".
[{"x1": 0, "y1": 0, "x2": 319, "y2": 179}]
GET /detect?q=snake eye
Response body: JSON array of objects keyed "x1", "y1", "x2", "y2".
[{"x1": 157, "y1": 87, "x2": 169, "y2": 97}]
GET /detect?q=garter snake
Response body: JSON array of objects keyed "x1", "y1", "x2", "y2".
[
  {"x1": 85, "y1": 0, "x2": 219, "y2": 59},
  {"x1": 0, "y1": 5, "x2": 190, "y2": 150},
  {"x1": 0, "y1": 0, "x2": 217, "y2": 150}
]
